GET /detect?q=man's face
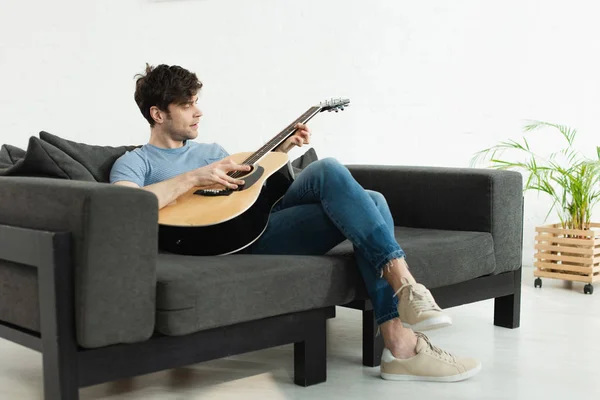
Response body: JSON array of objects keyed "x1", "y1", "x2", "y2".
[{"x1": 162, "y1": 94, "x2": 202, "y2": 141}]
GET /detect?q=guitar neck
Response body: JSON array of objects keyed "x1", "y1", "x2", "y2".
[{"x1": 240, "y1": 106, "x2": 322, "y2": 166}]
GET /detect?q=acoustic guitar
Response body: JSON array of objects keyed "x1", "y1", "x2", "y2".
[{"x1": 158, "y1": 98, "x2": 350, "y2": 256}]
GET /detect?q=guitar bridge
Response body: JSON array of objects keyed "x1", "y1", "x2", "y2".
[{"x1": 194, "y1": 188, "x2": 234, "y2": 196}]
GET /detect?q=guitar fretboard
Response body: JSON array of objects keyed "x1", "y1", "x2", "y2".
[{"x1": 228, "y1": 106, "x2": 322, "y2": 178}]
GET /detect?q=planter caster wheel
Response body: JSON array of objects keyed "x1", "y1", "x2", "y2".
[
  {"x1": 534, "y1": 278, "x2": 542, "y2": 288},
  {"x1": 584, "y1": 284, "x2": 594, "y2": 295}
]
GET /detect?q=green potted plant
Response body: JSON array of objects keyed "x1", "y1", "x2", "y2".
[{"x1": 471, "y1": 121, "x2": 600, "y2": 294}]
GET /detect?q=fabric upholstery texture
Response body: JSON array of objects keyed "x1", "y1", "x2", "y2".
[
  {"x1": 154, "y1": 253, "x2": 358, "y2": 336},
  {"x1": 346, "y1": 165, "x2": 523, "y2": 274},
  {"x1": 0, "y1": 137, "x2": 95, "y2": 180},
  {"x1": 0, "y1": 260, "x2": 39, "y2": 332},
  {"x1": 0, "y1": 177, "x2": 158, "y2": 348},
  {"x1": 0, "y1": 144, "x2": 26, "y2": 170},
  {"x1": 154, "y1": 226, "x2": 495, "y2": 336},
  {"x1": 0, "y1": 132, "x2": 138, "y2": 182},
  {"x1": 291, "y1": 147, "x2": 319, "y2": 175},
  {"x1": 39, "y1": 131, "x2": 139, "y2": 183},
  {"x1": 328, "y1": 227, "x2": 496, "y2": 289}
]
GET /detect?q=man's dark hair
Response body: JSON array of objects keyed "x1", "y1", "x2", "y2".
[{"x1": 134, "y1": 63, "x2": 203, "y2": 126}]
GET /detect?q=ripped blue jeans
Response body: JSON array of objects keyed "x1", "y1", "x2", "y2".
[{"x1": 245, "y1": 157, "x2": 405, "y2": 325}]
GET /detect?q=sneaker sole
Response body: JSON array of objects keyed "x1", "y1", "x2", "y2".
[
  {"x1": 402, "y1": 315, "x2": 453, "y2": 332},
  {"x1": 381, "y1": 362, "x2": 482, "y2": 382}
]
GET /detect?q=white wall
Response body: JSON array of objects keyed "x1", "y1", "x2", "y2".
[{"x1": 1, "y1": 0, "x2": 598, "y2": 265}]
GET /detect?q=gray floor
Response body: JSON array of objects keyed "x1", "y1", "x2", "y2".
[{"x1": 1, "y1": 268, "x2": 598, "y2": 399}]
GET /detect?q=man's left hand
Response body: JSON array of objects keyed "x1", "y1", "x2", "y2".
[{"x1": 275, "y1": 123, "x2": 311, "y2": 153}]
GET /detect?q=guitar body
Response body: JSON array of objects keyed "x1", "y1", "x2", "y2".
[{"x1": 158, "y1": 151, "x2": 289, "y2": 256}]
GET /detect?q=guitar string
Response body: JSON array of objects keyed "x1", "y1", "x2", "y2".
[
  {"x1": 245, "y1": 107, "x2": 318, "y2": 163},
  {"x1": 227, "y1": 107, "x2": 320, "y2": 180}
]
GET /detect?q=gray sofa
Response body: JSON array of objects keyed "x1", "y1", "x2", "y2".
[{"x1": 0, "y1": 134, "x2": 524, "y2": 399}]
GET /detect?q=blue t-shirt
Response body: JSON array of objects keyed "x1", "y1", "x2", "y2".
[{"x1": 110, "y1": 141, "x2": 229, "y2": 187}]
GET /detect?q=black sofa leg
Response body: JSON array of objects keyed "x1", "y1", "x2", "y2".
[
  {"x1": 494, "y1": 269, "x2": 522, "y2": 329},
  {"x1": 362, "y1": 309, "x2": 384, "y2": 367},
  {"x1": 294, "y1": 317, "x2": 326, "y2": 386},
  {"x1": 42, "y1": 352, "x2": 79, "y2": 400},
  {"x1": 38, "y1": 233, "x2": 80, "y2": 399}
]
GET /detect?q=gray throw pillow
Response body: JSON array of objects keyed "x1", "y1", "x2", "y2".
[
  {"x1": 291, "y1": 147, "x2": 319, "y2": 176},
  {"x1": 39, "y1": 131, "x2": 140, "y2": 183},
  {"x1": 0, "y1": 136, "x2": 95, "y2": 180},
  {"x1": 265, "y1": 148, "x2": 319, "y2": 201},
  {"x1": 0, "y1": 144, "x2": 26, "y2": 171}
]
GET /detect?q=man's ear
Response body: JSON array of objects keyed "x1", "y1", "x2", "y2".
[{"x1": 150, "y1": 106, "x2": 165, "y2": 125}]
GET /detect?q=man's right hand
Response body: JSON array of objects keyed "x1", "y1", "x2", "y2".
[{"x1": 189, "y1": 159, "x2": 252, "y2": 190}]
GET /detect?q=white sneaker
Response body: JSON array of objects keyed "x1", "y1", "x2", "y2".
[
  {"x1": 395, "y1": 278, "x2": 452, "y2": 331},
  {"x1": 381, "y1": 332, "x2": 482, "y2": 382}
]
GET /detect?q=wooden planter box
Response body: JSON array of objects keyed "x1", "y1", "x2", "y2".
[{"x1": 534, "y1": 223, "x2": 600, "y2": 294}]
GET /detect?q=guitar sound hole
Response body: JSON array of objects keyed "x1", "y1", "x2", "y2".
[{"x1": 232, "y1": 165, "x2": 254, "y2": 179}]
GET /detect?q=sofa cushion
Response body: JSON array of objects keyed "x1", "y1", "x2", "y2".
[
  {"x1": 39, "y1": 131, "x2": 140, "y2": 183},
  {"x1": 155, "y1": 253, "x2": 358, "y2": 336},
  {"x1": 327, "y1": 226, "x2": 497, "y2": 290},
  {"x1": 0, "y1": 137, "x2": 95, "y2": 180}
]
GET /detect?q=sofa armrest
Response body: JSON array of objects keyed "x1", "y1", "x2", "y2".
[
  {"x1": 346, "y1": 165, "x2": 523, "y2": 273},
  {"x1": 0, "y1": 177, "x2": 158, "y2": 348}
]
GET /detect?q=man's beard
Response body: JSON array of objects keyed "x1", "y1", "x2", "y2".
[
  {"x1": 168, "y1": 129, "x2": 192, "y2": 142},
  {"x1": 165, "y1": 119, "x2": 193, "y2": 142}
]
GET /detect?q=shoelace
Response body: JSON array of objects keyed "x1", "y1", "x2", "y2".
[
  {"x1": 393, "y1": 280, "x2": 441, "y2": 315},
  {"x1": 416, "y1": 332, "x2": 456, "y2": 363}
]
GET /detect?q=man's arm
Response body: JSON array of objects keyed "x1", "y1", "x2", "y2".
[
  {"x1": 114, "y1": 171, "x2": 196, "y2": 209},
  {"x1": 114, "y1": 159, "x2": 251, "y2": 210}
]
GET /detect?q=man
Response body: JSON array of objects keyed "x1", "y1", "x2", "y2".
[{"x1": 110, "y1": 63, "x2": 481, "y2": 382}]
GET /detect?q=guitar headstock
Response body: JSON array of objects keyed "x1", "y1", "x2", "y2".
[{"x1": 319, "y1": 98, "x2": 350, "y2": 113}]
